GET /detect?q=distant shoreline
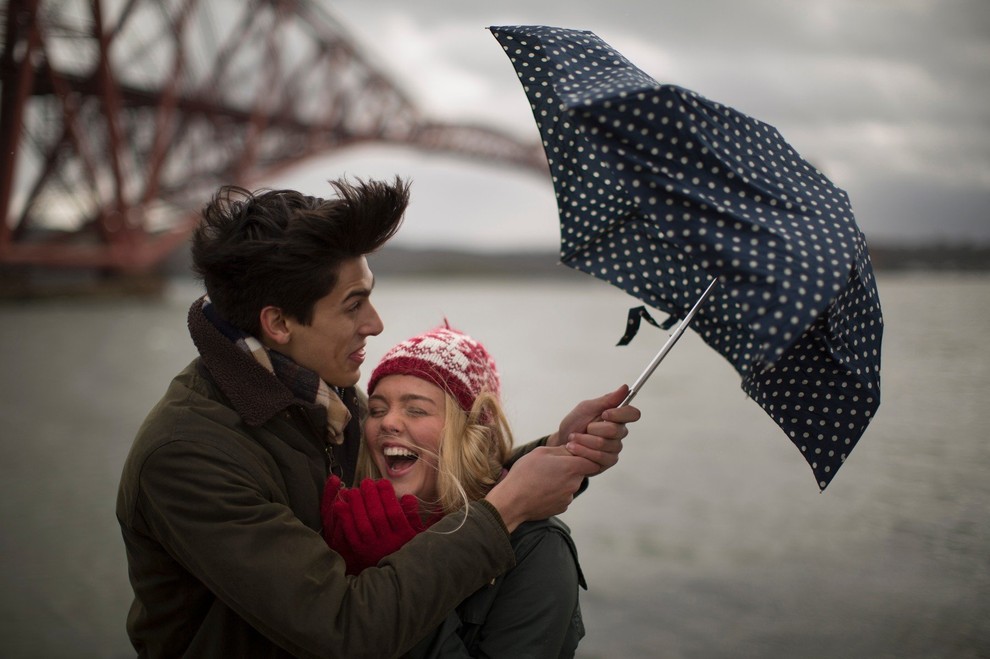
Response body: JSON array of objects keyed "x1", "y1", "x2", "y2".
[
  {"x1": 1, "y1": 243, "x2": 987, "y2": 300},
  {"x1": 367, "y1": 243, "x2": 990, "y2": 277}
]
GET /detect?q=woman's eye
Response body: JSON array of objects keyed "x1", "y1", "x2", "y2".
[{"x1": 368, "y1": 407, "x2": 386, "y2": 418}]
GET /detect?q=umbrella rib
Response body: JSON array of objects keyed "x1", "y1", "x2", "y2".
[{"x1": 559, "y1": 212, "x2": 639, "y2": 264}]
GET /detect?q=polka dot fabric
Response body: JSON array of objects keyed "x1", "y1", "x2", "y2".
[{"x1": 490, "y1": 25, "x2": 883, "y2": 490}]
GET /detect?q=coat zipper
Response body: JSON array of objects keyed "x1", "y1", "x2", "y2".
[
  {"x1": 290, "y1": 405, "x2": 341, "y2": 478},
  {"x1": 326, "y1": 443, "x2": 342, "y2": 478}
]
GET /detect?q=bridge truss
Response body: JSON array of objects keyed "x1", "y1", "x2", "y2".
[{"x1": 0, "y1": 0, "x2": 546, "y2": 274}]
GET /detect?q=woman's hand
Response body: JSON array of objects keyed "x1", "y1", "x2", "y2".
[{"x1": 321, "y1": 477, "x2": 432, "y2": 574}]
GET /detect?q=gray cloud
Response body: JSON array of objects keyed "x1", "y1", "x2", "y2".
[{"x1": 277, "y1": 0, "x2": 990, "y2": 246}]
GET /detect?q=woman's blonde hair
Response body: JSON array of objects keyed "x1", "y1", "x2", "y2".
[{"x1": 356, "y1": 387, "x2": 514, "y2": 516}]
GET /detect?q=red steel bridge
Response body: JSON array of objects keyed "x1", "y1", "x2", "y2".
[{"x1": 0, "y1": 0, "x2": 546, "y2": 277}]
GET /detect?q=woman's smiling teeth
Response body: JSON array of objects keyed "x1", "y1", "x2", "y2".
[{"x1": 383, "y1": 445, "x2": 419, "y2": 472}]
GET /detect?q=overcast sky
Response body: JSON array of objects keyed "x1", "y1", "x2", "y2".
[{"x1": 269, "y1": 0, "x2": 990, "y2": 251}]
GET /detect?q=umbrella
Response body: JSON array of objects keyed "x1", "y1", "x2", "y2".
[{"x1": 489, "y1": 25, "x2": 883, "y2": 490}]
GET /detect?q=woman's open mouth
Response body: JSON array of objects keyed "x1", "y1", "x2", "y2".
[{"x1": 383, "y1": 445, "x2": 419, "y2": 476}]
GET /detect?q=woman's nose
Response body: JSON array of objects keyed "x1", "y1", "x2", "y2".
[{"x1": 380, "y1": 410, "x2": 402, "y2": 434}]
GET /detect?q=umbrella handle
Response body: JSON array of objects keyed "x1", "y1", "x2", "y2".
[{"x1": 620, "y1": 276, "x2": 720, "y2": 407}]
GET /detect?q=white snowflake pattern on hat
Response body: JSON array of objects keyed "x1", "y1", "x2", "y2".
[{"x1": 368, "y1": 324, "x2": 500, "y2": 412}]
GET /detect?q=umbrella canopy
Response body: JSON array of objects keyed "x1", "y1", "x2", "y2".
[{"x1": 490, "y1": 25, "x2": 883, "y2": 490}]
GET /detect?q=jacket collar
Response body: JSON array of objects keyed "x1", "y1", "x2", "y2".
[{"x1": 188, "y1": 296, "x2": 297, "y2": 426}]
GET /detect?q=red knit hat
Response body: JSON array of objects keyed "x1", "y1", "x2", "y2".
[{"x1": 367, "y1": 322, "x2": 501, "y2": 412}]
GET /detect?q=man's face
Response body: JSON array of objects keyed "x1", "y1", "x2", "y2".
[{"x1": 280, "y1": 256, "x2": 383, "y2": 387}]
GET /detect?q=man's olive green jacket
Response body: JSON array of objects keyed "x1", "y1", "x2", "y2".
[{"x1": 116, "y1": 299, "x2": 516, "y2": 658}]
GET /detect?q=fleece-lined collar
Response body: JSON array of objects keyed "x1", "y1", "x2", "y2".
[
  {"x1": 188, "y1": 298, "x2": 350, "y2": 434},
  {"x1": 187, "y1": 295, "x2": 366, "y2": 484},
  {"x1": 188, "y1": 296, "x2": 304, "y2": 427}
]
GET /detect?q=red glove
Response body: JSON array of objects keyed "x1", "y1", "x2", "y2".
[{"x1": 321, "y1": 478, "x2": 433, "y2": 575}]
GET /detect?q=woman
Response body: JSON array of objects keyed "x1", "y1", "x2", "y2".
[{"x1": 322, "y1": 323, "x2": 586, "y2": 658}]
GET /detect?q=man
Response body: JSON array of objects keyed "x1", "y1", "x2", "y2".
[{"x1": 117, "y1": 178, "x2": 640, "y2": 658}]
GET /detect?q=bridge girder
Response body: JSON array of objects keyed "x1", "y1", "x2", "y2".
[{"x1": 0, "y1": 0, "x2": 546, "y2": 273}]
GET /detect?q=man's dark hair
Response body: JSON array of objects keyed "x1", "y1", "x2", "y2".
[{"x1": 191, "y1": 177, "x2": 409, "y2": 336}]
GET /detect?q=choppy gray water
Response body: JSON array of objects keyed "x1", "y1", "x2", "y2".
[{"x1": 1, "y1": 272, "x2": 988, "y2": 658}]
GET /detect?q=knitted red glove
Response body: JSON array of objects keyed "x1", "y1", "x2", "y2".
[{"x1": 323, "y1": 478, "x2": 431, "y2": 575}]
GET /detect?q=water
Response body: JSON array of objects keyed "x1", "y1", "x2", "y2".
[{"x1": 1, "y1": 272, "x2": 988, "y2": 658}]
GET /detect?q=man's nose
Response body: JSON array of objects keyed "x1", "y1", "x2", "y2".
[{"x1": 363, "y1": 303, "x2": 384, "y2": 337}]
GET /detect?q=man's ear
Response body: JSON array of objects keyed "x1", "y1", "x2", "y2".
[{"x1": 259, "y1": 306, "x2": 292, "y2": 345}]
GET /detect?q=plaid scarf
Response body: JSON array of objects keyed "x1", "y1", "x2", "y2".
[{"x1": 202, "y1": 297, "x2": 351, "y2": 445}]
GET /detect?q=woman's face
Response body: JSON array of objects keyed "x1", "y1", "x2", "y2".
[{"x1": 364, "y1": 374, "x2": 445, "y2": 502}]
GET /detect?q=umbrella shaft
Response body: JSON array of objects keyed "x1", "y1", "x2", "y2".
[{"x1": 621, "y1": 277, "x2": 719, "y2": 407}]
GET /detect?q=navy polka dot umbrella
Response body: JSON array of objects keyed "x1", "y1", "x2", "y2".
[{"x1": 490, "y1": 25, "x2": 883, "y2": 490}]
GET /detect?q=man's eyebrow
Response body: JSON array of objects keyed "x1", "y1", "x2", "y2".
[
  {"x1": 342, "y1": 288, "x2": 370, "y2": 303},
  {"x1": 341, "y1": 276, "x2": 375, "y2": 304}
]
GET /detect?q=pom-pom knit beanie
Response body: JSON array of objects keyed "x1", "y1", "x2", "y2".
[{"x1": 367, "y1": 323, "x2": 500, "y2": 412}]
